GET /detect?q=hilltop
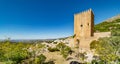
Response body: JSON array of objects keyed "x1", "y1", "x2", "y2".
[{"x1": 105, "y1": 14, "x2": 120, "y2": 22}]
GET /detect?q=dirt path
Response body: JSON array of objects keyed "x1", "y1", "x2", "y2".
[{"x1": 43, "y1": 52, "x2": 69, "y2": 64}]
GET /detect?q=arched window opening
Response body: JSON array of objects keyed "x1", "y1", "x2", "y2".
[{"x1": 76, "y1": 39, "x2": 80, "y2": 45}]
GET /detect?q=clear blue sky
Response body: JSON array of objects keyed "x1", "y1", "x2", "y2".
[{"x1": 0, "y1": 0, "x2": 120, "y2": 39}]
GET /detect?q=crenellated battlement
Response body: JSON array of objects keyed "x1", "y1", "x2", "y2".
[{"x1": 74, "y1": 8, "x2": 93, "y2": 15}]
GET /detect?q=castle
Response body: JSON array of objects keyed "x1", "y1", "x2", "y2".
[{"x1": 74, "y1": 9, "x2": 94, "y2": 48}]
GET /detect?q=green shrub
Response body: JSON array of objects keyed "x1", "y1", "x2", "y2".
[
  {"x1": 53, "y1": 42, "x2": 57, "y2": 44},
  {"x1": 56, "y1": 43, "x2": 72, "y2": 59},
  {"x1": 90, "y1": 37, "x2": 119, "y2": 63},
  {"x1": 90, "y1": 40, "x2": 99, "y2": 50},
  {"x1": 61, "y1": 46, "x2": 71, "y2": 59},
  {"x1": 48, "y1": 47, "x2": 59, "y2": 52},
  {"x1": 33, "y1": 54, "x2": 46, "y2": 64},
  {"x1": 111, "y1": 30, "x2": 120, "y2": 36},
  {"x1": 38, "y1": 54, "x2": 46, "y2": 64},
  {"x1": 5, "y1": 60, "x2": 15, "y2": 64},
  {"x1": 91, "y1": 60, "x2": 98, "y2": 64},
  {"x1": 56, "y1": 43, "x2": 66, "y2": 51}
]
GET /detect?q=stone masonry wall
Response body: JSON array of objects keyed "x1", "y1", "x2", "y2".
[{"x1": 74, "y1": 9, "x2": 94, "y2": 47}]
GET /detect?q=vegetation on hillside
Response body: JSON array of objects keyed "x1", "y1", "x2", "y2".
[
  {"x1": 0, "y1": 40, "x2": 54, "y2": 64},
  {"x1": 90, "y1": 18, "x2": 120, "y2": 64},
  {"x1": 94, "y1": 19, "x2": 120, "y2": 32},
  {"x1": 90, "y1": 38, "x2": 119, "y2": 63},
  {"x1": 0, "y1": 39, "x2": 72, "y2": 64},
  {"x1": 48, "y1": 43, "x2": 72, "y2": 59},
  {"x1": 90, "y1": 29, "x2": 120, "y2": 64},
  {"x1": 56, "y1": 43, "x2": 72, "y2": 59}
]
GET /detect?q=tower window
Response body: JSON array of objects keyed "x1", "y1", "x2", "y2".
[
  {"x1": 80, "y1": 25, "x2": 83, "y2": 27},
  {"x1": 88, "y1": 23, "x2": 89, "y2": 26}
]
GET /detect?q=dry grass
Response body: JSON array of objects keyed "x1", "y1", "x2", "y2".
[{"x1": 43, "y1": 52, "x2": 69, "y2": 64}]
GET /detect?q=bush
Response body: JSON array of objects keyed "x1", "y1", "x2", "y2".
[
  {"x1": 56, "y1": 43, "x2": 72, "y2": 59},
  {"x1": 90, "y1": 40, "x2": 99, "y2": 50},
  {"x1": 48, "y1": 47, "x2": 59, "y2": 52},
  {"x1": 53, "y1": 42, "x2": 57, "y2": 44},
  {"x1": 0, "y1": 42, "x2": 30, "y2": 63},
  {"x1": 38, "y1": 54, "x2": 46, "y2": 64},
  {"x1": 111, "y1": 30, "x2": 120, "y2": 36},
  {"x1": 61, "y1": 46, "x2": 71, "y2": 59},
  {"x1": 90, "y1": 37, "x2": 119, "y2": 63},
  {"x1": 91, "y1": 60, "x2": 98, "y2": 64},
  {"x1": 56, "y1": 43, "x2": 66, "y2": 51},
  {"x1": 5, "y1": 60, "x2": 15, "y2": 64},
  {"x1": 91, "y1": 60, "x2": 105, "y2": 64}
]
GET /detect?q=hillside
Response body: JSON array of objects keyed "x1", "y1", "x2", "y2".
[
  {"x1": 94, "y1": 15, "x2": 120, "y2": 32},
  {"x1": 105, "y1": 15, "x2": 120, "y2": 22}
]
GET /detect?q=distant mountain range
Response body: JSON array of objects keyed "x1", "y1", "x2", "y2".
[{"x1": 0, "y1": 36, "x2": 69, "y2": 43}]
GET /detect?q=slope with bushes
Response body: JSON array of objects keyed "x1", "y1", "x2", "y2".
[
  {"x1": 94, "y1": 19, "x2": 120, "y2": 32},
  {"x1": 90, "y1": 15, "x2": 120, "y2": 64}
]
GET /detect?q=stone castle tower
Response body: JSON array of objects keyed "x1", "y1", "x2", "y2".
[{"x1": 74, "y1": 9, "x2": 94, "y2": 47}]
